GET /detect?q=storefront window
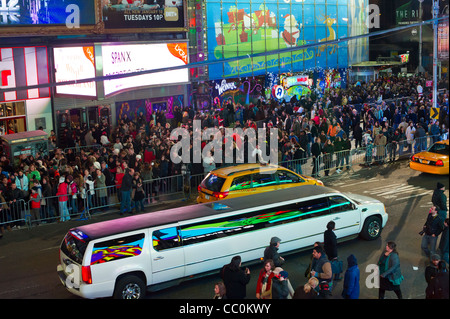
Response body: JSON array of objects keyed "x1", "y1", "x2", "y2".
[{"x1": 0, "y1": 101, "x2": 27, "y2": 135}]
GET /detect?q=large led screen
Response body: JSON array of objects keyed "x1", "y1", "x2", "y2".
[
  {"x1": 0, "y1": 0, "x2": 95, "y2": 26},
  {"x1": 102, "y1": 42, "x2": 189, "y2": 96},
  {"x1": 53, "y1": 46, "x2": 97, "y2": 97},
  {"x1": 206, "y1": 0, "x2": 369, "y2": 80}
]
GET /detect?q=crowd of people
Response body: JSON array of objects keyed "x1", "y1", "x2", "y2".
[{"x1": 0, "y1": 74, "x2": 448, "y2": 235}]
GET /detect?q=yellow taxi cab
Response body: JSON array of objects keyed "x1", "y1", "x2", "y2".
[
  {"x1": 196, "y1": 163, "x2": 324, "y2": 203},
  {"x1": 409, "y1": 139, "x2": 449, "y2": 175}
]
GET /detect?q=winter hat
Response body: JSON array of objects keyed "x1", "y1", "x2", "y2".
[
  {"x1": 437, "y1": 182, "x2": 444, "y2": 189},
  {"x1": 270, "y1": 237, "x2": 281, "y2": 245},
  {"x1": 273, "y1": 267, "x2": 283, "y2": 276},
  {"x1": 279, "y1": 270, "x2": 289, "y2": 279}
]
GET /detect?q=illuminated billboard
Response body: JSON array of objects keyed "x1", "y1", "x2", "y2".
[
  {"x1": 101, "y1": 42, "x2": 189, "y2": 96},
  {"x1": 53, "y1": 46, "x2": 97, "y2": 97},
  {"x1": 0, "y1": 0, "x2": 95, "y2": 26},
  {"x1": 206, "y1": 0, "x2": 369, "y2": 80},
  {"x1": 102, "y1": 0, "x2": 185, "y2": 30}
]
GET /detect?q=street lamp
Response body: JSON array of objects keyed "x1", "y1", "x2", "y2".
[
  {"x1": 432, "y1": 0, "x2": 439, "y2": 109},
  {"x1": 416, "y1": 0, "x2": 426, "y2": 74}
]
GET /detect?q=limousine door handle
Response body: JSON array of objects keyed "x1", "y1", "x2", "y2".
[
  {"x1": 153, "y1": 256, "x2": 164, "y2": 261},
  {"x1": 333, "y1": 217, "x2": 340, "y2": 221}
]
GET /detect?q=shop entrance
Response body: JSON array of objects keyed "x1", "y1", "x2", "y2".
[{"x1": 56, "y1": 106, "x2": 111, "y2": 148}]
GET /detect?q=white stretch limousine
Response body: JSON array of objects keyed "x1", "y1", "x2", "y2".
[{"x1": 57, "y1": 185, "x2": 388, "y2": 299}]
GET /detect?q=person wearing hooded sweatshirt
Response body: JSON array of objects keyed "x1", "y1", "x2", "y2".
[
  {"x1": 341, "y1": 254, "x2": 360, "y2": 299},
  {"x1": 221, "y1": 256, "x2": 251, "y2": 299}
]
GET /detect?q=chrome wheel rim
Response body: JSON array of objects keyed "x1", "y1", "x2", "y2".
[
  {"x1": 122, "y1": 283, "x2": 141, "y2": 299},
  {"x1": 368, "y1": 220, "x2": 380, "y2": 238}
]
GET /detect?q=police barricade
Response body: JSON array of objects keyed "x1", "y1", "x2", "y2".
[
  {"x1": 279, "y1": 157, "x2": 313, "y2": 177},
  {"x1": 0, "y1": 199, "x2": 27, "y2": 230},
  {"x1": 26, "y1": 193, "x2": 90, "y2": 227},
  {"x1": 63, "y1": 144, "x2": 103, "y2": 155},
  {"x1": 140, "y1": 175, "x2": 184, "y2": 206},
  {"x1": 189, "y1": 172, "x2": 206, "y2": 199},
  {"x1": 387, "y1": 134, "x2": 441, "y2": 162}
]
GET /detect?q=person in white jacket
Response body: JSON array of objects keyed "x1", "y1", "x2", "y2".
[
  {"x1": 202, "y1": 151, "x2": 216, "y2": 174},
  {"x1": 405, "y1": 121, "x2": 416, "y2": 154}
]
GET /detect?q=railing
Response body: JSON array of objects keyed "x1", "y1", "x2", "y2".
[{"x1": 1, "y1": 133, "x2": 447, "y2": 230}]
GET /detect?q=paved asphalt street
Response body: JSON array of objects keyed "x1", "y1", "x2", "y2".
[{"x1": 0, "y1": 159, "x2": 448, "y2": 300}]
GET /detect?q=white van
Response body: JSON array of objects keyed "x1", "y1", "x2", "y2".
[{"x1": 57, "y1": 185, "x2": 388, "y2": 299}]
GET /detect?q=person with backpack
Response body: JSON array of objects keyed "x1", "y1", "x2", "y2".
[{"x1": 310, "y1": 245, "x2": 333, "y2": 298}]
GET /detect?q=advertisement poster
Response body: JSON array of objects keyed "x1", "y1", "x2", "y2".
[
  {"x1": 0, "y1": 46, "x2": 50, "y2": 102},
  {"x1": 206, "y1": 0, "x2": 368, "y2": 80},
  {"x1": 102, "y1": 0, "x2": 185, "y2": 29},
  {"x1": 53, "y1": 46, "x2": 97, "y2": 97},
  {"x1": 102, "y1": 42, "x2": 189, "y2": 96},
  {"x1": 438, "y1": 13, "x2": 449, "y2": 61},
  {"x1": 0, "y1": 0, "x2": 95, "y2": 25}
]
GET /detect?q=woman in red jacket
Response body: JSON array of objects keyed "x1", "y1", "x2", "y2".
[
  {"x1": 56, "y1": 176, "x2": 70, "y2": 222},
  {"x1": 256, "y1": 259, "x2": 275, "y2": 299}
]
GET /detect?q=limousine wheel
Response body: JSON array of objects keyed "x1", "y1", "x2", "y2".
[
  {"x1": 360, "y1": 216, "x2": 382, "y2": 241},
  {"x1": 114, "y1": 275, "x2": 146, "y2": 299}
]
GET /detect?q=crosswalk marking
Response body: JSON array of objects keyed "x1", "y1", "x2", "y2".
[
  {"x1": 334, "y1": 176, "x2": 438, "y2": 202},
  {"x1": 395, "y1": 190, "x2": 434, "y2": 201},
  {"x1": 338, "y1": 177, "x2": 379, "y2": 188}
]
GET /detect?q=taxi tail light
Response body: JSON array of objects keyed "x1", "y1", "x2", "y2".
[
  {"x1": 82, "y1": 266, "x2": 92, "y2": 284},
  {"x1": 213, "y1": 191, "x2": 229, "y2": 199},
  {"x1": 411, "y1": 155, "x2": 416, "y2": 162},
  {"x1": 436, "y1": 159, "x2": 444, "y2": 166}
]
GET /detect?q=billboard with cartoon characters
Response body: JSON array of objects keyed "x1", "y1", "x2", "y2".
[{"x1": 206, "y1": 0, "x2": 369, "y2": 80}]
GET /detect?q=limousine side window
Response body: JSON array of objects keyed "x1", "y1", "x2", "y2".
[
  {"x1": 153, "y1": 227, "x2": 181, "y2": 251},
  {"x1": 328, "y1": 196, "x2": 354, "y2": 214},
  {"x1": 277, "y1": 170, "x2": 304, "y2": 184},
  {"x1": 251, "y1": 173, "x2": 277, "y2": 189},
  {"x1": 179, "y1": 197, "x2": 331, "y2": 246},
  {"x1": 91, "y1": 233, "x2": 145, "y2": 265}
]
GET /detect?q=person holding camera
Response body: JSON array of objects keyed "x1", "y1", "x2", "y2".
[
  {"x1": 421, "y1": 206, "x2": 443, "y2": 259},
  {"x1": 221, "y1": 256, "x2": 251, "y2": 299}
]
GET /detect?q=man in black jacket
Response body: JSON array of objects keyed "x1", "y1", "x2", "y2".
[
  {"x1": 421, "y1": 206, "x2": 443, "y2": 258},
  {"x1": 311, "y1": 137, "x2": 322, "y2": 177},
  {"x1": 120, "y1": 168, "x2": 134, "y2": 215},
  {"x1": 432, "y1": 182, "x2": 447, "y2": 227},
  {"x1": 426, "y1": 261, "x2": 449, "y2": 299},
  {"x1": 221, "y1": 256, "x2": 251, "y2": 299},
  {"x1": 264, "y1": 237, "x2": 285, "y2": 267}
]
